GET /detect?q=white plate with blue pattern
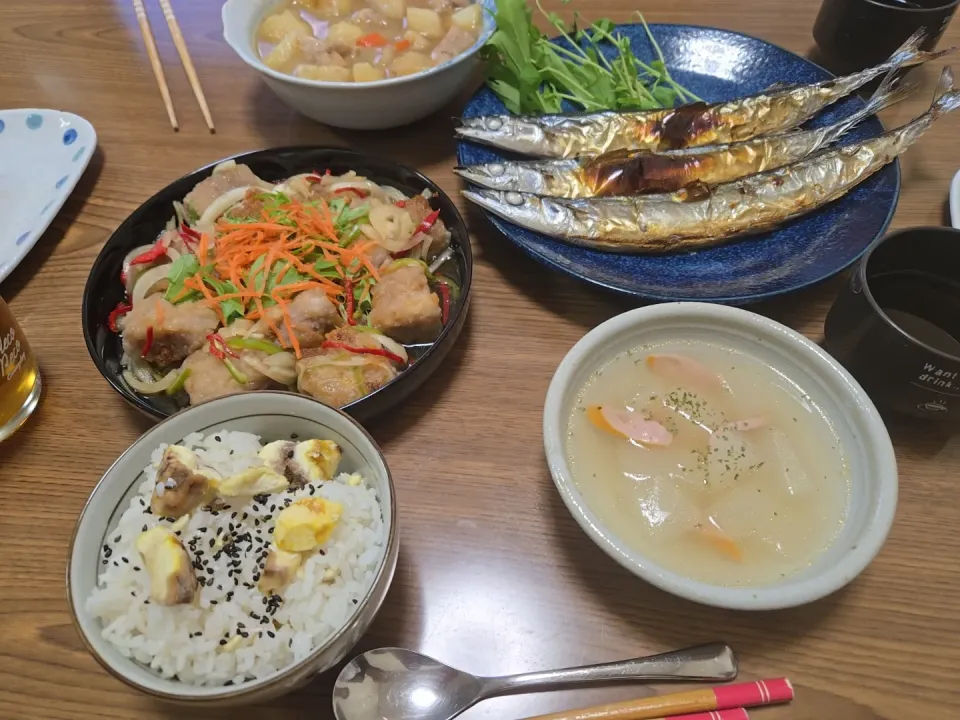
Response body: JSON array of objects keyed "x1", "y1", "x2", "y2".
[{"x1": 0, "y1": 109, "x2": 97, "y2": 284}]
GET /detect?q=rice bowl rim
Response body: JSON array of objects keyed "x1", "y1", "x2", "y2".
[{"x1": 65, "y1": 390, "x2": 399, "y2": 703}]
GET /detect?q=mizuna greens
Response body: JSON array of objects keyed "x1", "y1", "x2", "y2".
[{"x1": 482, "y1": 0, "x2": 700, "y2": 114}]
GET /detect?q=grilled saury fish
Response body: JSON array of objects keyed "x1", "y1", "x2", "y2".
[
  {"x1": 456, "y1": 30, "x2": 952, "y2": 158},
  {"x1": 455, "y1": 71, "x2": 913, "y2": 198},
  {"x1": 462, "y1": 68, "x2": 960, "y2": 253}
]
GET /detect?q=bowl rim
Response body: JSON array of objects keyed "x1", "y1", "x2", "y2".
[
  {"x1": 80, "y1": 145, "x2": 473, "y2": 421},
  {"x1": 542, "y1": 302, "x2": 899, "y2": 611},
  {"x1": 65, "y1": 390, "x2": 399, "y2": 702},
  {"x1": 222, "y1": 0, "x2": 496, "y2": 90}
]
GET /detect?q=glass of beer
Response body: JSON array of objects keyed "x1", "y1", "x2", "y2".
[{"x1": 0, "y1": 296, "x2": 41, "y2": 441}]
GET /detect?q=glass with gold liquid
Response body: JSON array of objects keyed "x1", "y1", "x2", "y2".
[{"x1": 0, "y1": 296, "x2": 41, "y2": 441}]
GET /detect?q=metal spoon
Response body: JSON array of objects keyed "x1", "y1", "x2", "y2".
[{"x1": 332, "y1": 642, "x2": 737, "y2": 720}]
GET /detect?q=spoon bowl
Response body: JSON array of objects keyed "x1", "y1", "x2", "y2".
[{"x1": 333, "y1": 643, "x2": 737, "y2": 720}]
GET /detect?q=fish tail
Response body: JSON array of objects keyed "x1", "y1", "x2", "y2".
[
  {"x1": 931, "y1": 66, "x2": 960, "y2": 115},
  {"x1": 825, "y1": 69, "x2": 916, "y2": 141},
  {"x1": 885, "y1": 29, "x2": 956, "y2": 71}
]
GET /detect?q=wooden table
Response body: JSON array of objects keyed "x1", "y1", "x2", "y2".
[{"x1": 2, "y1": 1, "x2": 959, "y2": 718}]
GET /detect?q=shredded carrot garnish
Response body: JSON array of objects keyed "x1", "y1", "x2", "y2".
[
  {"x1": 175, "y1": 195, "x2": 389, "y2": 359},
  {"x1": 154, "y1": 296, "x2": 166, "y2": 326}
]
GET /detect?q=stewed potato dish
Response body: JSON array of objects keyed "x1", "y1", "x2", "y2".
[{"x1": 256, "y1": 0, "x2": 484, "y2": 82}]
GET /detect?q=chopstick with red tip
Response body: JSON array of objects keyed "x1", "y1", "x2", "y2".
[{"x1": 519, "y1": 679, "x2": 793, "y2": 720}]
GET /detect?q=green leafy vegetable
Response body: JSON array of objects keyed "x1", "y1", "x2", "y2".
[
  {"x1": 164, "y1": 254, "x2": 202, "y2": 303},
  {"x1": 481, "y1": 0, "x2": 700, "y2": 114}
]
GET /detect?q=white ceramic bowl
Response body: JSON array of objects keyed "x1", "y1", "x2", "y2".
[
  {"x1": 67, "y1": 392, "x2": 398, "y2": 705},
  {"x1": 222, "y1": 0, "x2": 496, "y2": 130},
  {"x1": 543, "y1": 303, "x2": 898, "y2": 611}
]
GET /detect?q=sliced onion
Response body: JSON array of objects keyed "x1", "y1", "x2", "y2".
[
  {"x1": 382, "y1": 186, "x2": 407, "y2": 204},
  {"x1": 373, "y1": 334, "x2": 408, "y2": 364},
  {"x1": 122, "y1": 353, "x2": 159, "y2": 384},
  {"x1": 212, "y1": 160, "x2": 237, "y2": 174},
  {"x1": 306, "y1": 355, "x2": 381, "y2": 368},
  {"x1": 246, "y1": 352, "x2": 297, "y2": 386},
  {"x1": 132, "y1": 264, "x2": 173, "y2": 305},
  {"x1": 122, "y1": 244, "x2": 156, "y2": 295},
  {"x1": 369, "y1": 205, "x2": 416, "y2": 252},
  {"x1": 421, "y1": 189, "x2": 435, "y2": 200},
  {"x1": 196, "y1": 186, "x2": 257, "y2": 235},
  {"x1": 122, "y1": 367, "x2": 184, "y2": 394}
]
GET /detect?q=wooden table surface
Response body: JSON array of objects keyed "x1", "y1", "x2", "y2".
[{"x1": 2, "y1": 1, "x2": 959, "y2": 718}]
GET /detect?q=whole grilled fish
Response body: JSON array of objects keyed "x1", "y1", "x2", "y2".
[
  {"x1": 463, "y1": 68, "x2": 960, "y2": 253},
  {"x1": 456, "y1": 30, "x2": 952, "y2": 158},
  {"x1": 455, "y1": 71, "x2": 914, "y2": 198}
]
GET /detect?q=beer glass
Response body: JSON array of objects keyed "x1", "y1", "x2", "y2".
[{"x1": 0, "y1": 296, "x2": 41, "y2": 441}]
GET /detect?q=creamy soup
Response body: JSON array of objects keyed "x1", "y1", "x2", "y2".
[
  {"x1": 256, "y1": 0, "x2": 483, "y2": 82},
  {"x1": 565, "y1": 340, "x2": 850, "y2": 587}
]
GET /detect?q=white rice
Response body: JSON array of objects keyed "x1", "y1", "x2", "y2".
[{"x1": 85, "y1": 429, "x2": 385, "y2": 686}]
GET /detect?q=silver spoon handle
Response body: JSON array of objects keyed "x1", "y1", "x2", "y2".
[{"x1": 478, "y1": 643, "x2": 737, "y2": 698}]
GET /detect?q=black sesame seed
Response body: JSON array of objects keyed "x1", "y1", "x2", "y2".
[
  {"x1": 210, "y1": 600, "x2": 218, "y2": 605},
  {"x1": 290, "y1": 433, "x2": 298, "y2": 439},
  {"x1": 113, "y1": 561, "x2": 119, "y2": 567},
  {"x1": 209, "y1": 539, "x2": 215, "y2": 548},
  {"x1": 142, "y1": 525, "x2": 148, "y2": 532},
  {"x1": 113, "y1": 535, "x2": 121, "y2": 542},
  {"x1": 121, "y1": 557, "x2": 129, "y2": 564},
  {"x1": 237, "y1": 622, "x2": 245, "y2": 628},
  {"x1": 267, "y1": 631, "x2": 275, "y2": 638},
  {"x1": 102, "y1": 560, "x2": 107, "y2": 565},
  {"x1": 214, "y1": 435, "x2": 222, "y2": 442},
  {"x1": 352, "y1": 599, "x2": 358, "y2": 605},
  {"x1": 240, "y1": 631, "x2": 249, "y2": 638},
  {"x1": 133, "y1": 566, "x2": 141, "y2": 572},
  {"x1": 130, "y1": 591, "x2": 136, "y2": 597},
  {"x1": 104, "y1": 547, "x2": 113, "y2": 557},
  {"x1": 219, "y1": 639, "x2": 227, "y2": 646},
  {"x1": 251, "y1": 612, "x2": 260, "y2": 619},
  {"x1": 199, "y1": 527, "x2": 208, "y2": 532}
]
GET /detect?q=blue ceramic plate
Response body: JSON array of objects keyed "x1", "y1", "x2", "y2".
[
  {"x1": 0, "y1": 109, "x2": 97, "y2": 284},
  {"x1": 456, "y1": 24, "x2": 900, "y2": 304}
]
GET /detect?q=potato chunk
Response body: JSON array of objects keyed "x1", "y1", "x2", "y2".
[
  {"x1": 451, "y1": 4, "x2": 482, "y2": 31},
  {"x1": 406, "y1": 8, "x2": 443, "y2": 38},
  {"x1": 259, "y1": 10, "x2": 312, "y2": 43},
  {"x1": 265, "y1": 35, "x2": 300, "y2": 70},
  {"x1": 327, "y1": 21, "x2": 363, "y2": 51},
  {"x1": 353, "y1": 62, "x2": 386, "y2": 82},
  {"x1": 391, "y1": 50, "x2": 432, "y2": 77},
  {"x1": 370, "y1": 0, "x2": 406, "y2": 20}
]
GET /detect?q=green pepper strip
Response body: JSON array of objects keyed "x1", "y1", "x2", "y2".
[
  {"x1": 223, "y1": 358, "x2": 249, "y2": 385},
  {"x1": 165, "y1": 368, "x2": 191, "y2": 395},
  {"x1": 226, "y1": 336, "x2": 284, "y2": 355}
]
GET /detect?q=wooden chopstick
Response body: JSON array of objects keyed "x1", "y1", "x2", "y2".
[
  {"x1": 158, "y1": 0, "x2": 215, "y2": 133},
  {"x1": 519, "y1": 679, "x2": 793, "y2": 720},
  {"x1": 132, "y1": 0, "x2": 179, "y2": 131}
]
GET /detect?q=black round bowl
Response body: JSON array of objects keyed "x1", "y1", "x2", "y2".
[{"x1": 82, "y1": 146, "x2": 473, "y2": 422}]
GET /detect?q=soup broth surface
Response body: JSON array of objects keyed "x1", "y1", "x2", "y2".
[
  {"x1": 257, "y1": 0, "x2": 482, "y2": 83},
  {"x1": 566, "y1": 340, "x2": 850, "y2": 587}
]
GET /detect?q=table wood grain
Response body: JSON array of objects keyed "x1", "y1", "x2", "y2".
[{"x1": 2, "y1": 1, "x2": 959, "y2": 719}]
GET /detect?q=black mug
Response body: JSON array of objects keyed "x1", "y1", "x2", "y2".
[
  {"x1": 824, "y1": 227, "x2": 960, "y2": 422},
  {"x1": 814, "y1": 0, "x2": 959, "y2": 74}
]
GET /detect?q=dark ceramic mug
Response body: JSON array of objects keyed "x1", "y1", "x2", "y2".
[
  {"x1": 824, "y1": 226, "x2": 960, "y2": 422},
  {"x1": 813, "y1": 0, "x2": 958, "y2": 74}
]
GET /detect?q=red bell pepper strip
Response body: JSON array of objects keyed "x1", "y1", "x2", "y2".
[
  {"x1": 141, "y1": 326, "x2": 155, "y2": 358},
  {"x1": 334, "y1": 187, "x2": 369, "y2": 198},
  {"x1": 321, "y1": 340, "x2": 406, "y2": 366},
  {"x1": 394, "y1": 200, "x2": 406, "y2": 208},
  {"x1": 415, "y1": 209, "x2": 440, "y2": 235},
  {"x1": 130, "y1": 238, "x2": 169, "y2": 266},
  {"x1": 436, "y1": 282, "x2": 450, "y2": 325},
  {"x1": 108, "y1": 302, "x2": 133, "y2": 332},
  {"x1": 344, "y1": 278, "x2": 356, "y2": 325},
  {"x1": 394, "y1": 39, "x2": 411, "y2": 51},
  {"x1": 206, "y1": 333, "x2": 238, "y2": 360}
]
